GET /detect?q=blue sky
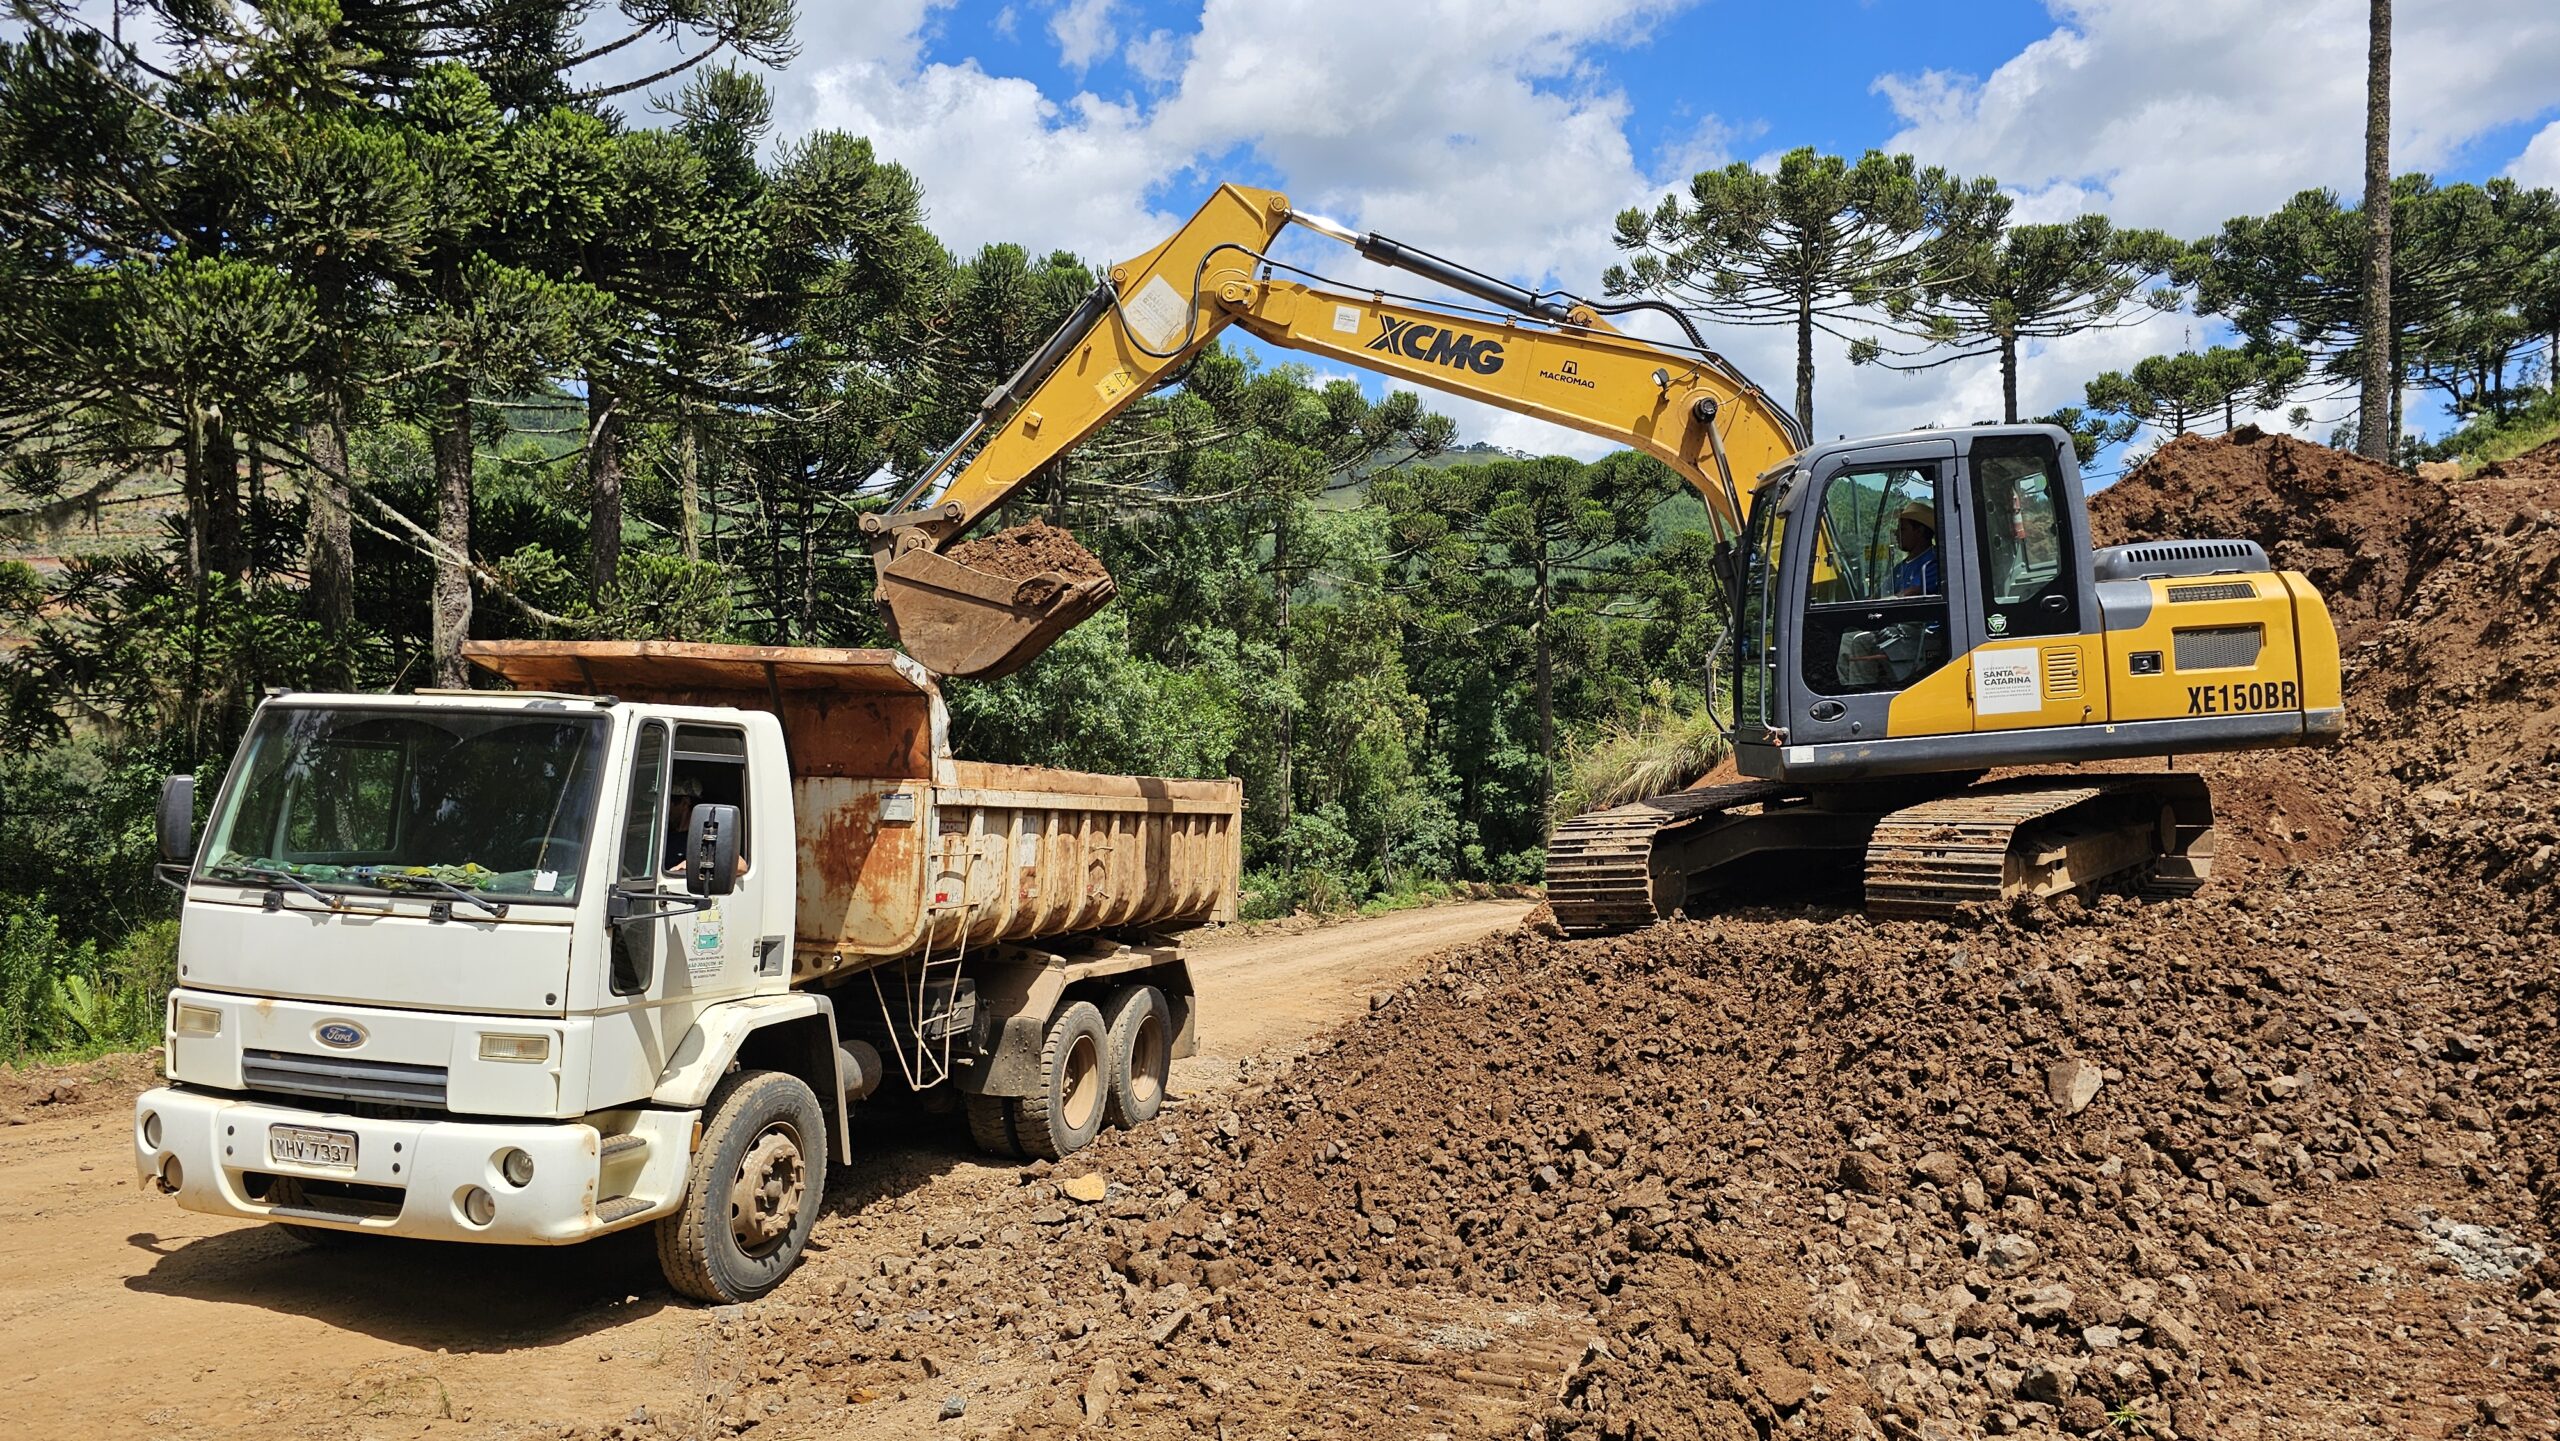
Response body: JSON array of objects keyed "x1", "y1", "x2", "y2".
[{"x1": 741, "y1": 0, "x2": 2559, "y2": 475}]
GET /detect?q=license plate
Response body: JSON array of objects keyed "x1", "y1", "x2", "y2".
[{"x1": 269, "y1": 1125, "x2": 357, "y2": 1170}]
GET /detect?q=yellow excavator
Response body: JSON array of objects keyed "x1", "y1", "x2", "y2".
[{"x1": 861, "y1": 183, "x2": 2344, "y2": 927}]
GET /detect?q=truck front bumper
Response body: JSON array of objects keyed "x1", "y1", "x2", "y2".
[{"x1": 134, "y1": 1086, "x2": 690, "y2": 1245}]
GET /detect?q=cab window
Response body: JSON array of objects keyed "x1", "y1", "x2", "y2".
[
  {"x1": 664, "y1": 726, "x2": 750, "y2": 874},
  {"x1": 1970, "y1": 436, "x2": 2078, "y2": 639},
  {"x1": 1800, "y1": 464, "x2": 1949, "y2": 696},
  {"x1": 616, "y1": 722, "x2": 669, "y2": 883}
]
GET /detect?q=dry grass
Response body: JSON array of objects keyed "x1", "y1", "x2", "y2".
[{"x1": 1555, "y1": 698, "x2": 1730, "y2": 819}]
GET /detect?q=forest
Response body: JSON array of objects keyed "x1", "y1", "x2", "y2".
[{"x1": 3, "y1": 1, "x2": 2556, "y2": 1058}]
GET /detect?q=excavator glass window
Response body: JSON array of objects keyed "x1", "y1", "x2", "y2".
[
  {"x1": 1735, "y1": 482, "x2": 1790, "y2": 731},
  {"x1": 1801, "y1": 464, "x2": 1949, "y2": 697},
  {"x1": 1969, "y1": 435, "x2": 2079, "y2": 639}
]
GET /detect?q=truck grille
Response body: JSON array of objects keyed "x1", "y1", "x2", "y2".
[{"x1": 242, "y1": 1048, "x2": 449, "y2": 1108}]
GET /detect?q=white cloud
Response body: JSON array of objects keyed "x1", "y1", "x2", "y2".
[
  {"x1": 792, "y1": 0, "x2": 1726, "y2": 452},
  {"x1": 1124, "y1": 27, "x2": 1185, "y2": 86},
  {"x1": 805, "y1": 59, "x2": 1175, "y2": 267},
  {"x1": 1047, "y1": 0, "x2": 1119, "y2": 73},
  {"x1": 2511, "y1": 119, "x2": 2560, "y2": 190},
  {"x1": 779, "y1": 0, "x2": 957, "y2": 80},
  {"x1": 1876, "y1": 0, "x2": 2560, "y2": 237}
]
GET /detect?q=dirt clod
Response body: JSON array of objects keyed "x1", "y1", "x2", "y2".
[{"x1": 943, "y1": 520, "x2": 1108, "y2": 607}]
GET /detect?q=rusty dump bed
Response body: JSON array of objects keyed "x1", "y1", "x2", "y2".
[{"x1": 462, "y1": 641, "x2": 1241, "y2": 981}]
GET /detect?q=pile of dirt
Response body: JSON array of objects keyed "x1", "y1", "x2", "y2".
[
  {"x1": 2088, "y1": 429, "x2": 2449, "y2": 635},
  {"x1": 650, "y1": 858, "x2": 2553, "y2": 1441},
  {"x1": 945, "y1": 521, "x2": 1111, "y2": 607},
  {"x1": 0, "y1": 1051, "x2": 158, "y2": 1124},
  {"x1": 2088, "y1": 431, "x2": 2559, "y2": 896},
  {"x1": 2358, "y1": 440, "x2": 2560, "y2": 897}
]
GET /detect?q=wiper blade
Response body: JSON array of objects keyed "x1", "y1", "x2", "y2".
[
  {"x1": 360, "y1": 869, "x2": 510, "y2": 919},
  {"x1": 209, "y1": 863, "x2": 345, "y2": 912}
]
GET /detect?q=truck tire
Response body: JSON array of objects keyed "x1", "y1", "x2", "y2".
[
  {"x1": 1102, "y1": 984, "x2": 1170, "y2": 1130},
  {"x1": 963, "y1": 1090, "x2": 1022, "y2": 1157},
  {"x1": 656, "y1": 1069, "x2": 828, "y2": 1304},
  {"x1": 1013, "y1": 1000, "x2": 1108, "y2": 1160}
]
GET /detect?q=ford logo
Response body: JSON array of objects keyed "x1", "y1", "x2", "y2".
[{"x1": 315, "y1": 1022, "x2": 366, "y2": 1050}]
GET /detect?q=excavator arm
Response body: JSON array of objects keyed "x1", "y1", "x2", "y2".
[{"x1": 862, "y1": 183, "x2": 1804, "y2": 678}]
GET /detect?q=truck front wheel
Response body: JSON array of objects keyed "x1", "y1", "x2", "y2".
[
  {"x1": 1013, "y1": 1000, "x2": 1109, "y2": 1160},
  {"x1": 657, "y1": 1070, "x2": 828, "y2": 1304}
]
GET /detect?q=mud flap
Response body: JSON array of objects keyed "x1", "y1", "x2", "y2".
[{"x1": 876, "y1": 546, "x2": 1119, "y2": 680}]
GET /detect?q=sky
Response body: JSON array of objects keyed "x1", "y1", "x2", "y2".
[
  {"x1": 57, "y1": 0, "x2": 2560, "y2": 473},
  {"x1": 714, "y1": 0, "x2": 2560, "y2": 477}
]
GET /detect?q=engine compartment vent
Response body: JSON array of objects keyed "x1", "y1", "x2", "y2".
[
  {"x1": 2167, "y1": 580, "x2": 2259, "y2": 603},
  {"x1": 2093, "y1": 539, "x2": 2272, "y2": 581}
]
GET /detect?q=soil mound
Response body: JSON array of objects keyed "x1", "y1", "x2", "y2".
[
  {"x1": 946, "y1": 521, "x2": 1110, "y2": 607},
  {"x1": 672, "y1": 868, "x2": 2554, "y2": 1441},
  {"x1": 2088, "y1": 430, "x2": 2448, "y2": 634}
]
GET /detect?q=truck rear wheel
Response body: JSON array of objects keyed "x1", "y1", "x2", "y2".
[
  {"x1": 1014, "y1": 1000, "x2": 1108, "y2": 1160},
  {"x1": 1103, "y1": 984, "x2": 1170, "y2": 1129},
  {"x1": 963, "y1": 1090, "x2": 1023, "y2": 1157},
  {"x1": 656, "y1": 1070, "x2": 827, "y2": 1304}
]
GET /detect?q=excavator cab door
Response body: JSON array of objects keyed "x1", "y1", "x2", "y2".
[
  {"x1": 1947, "y1": 430, "x2": 2102, "y2": 733},
  {"x1": 1758, "y1": 436, "x2": 1961, "y2": 754}
]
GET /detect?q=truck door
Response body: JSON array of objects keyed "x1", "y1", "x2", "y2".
[
  {"x1": 660, "y1": 724, "x2": 764, "y2": 1002},
  {"x1": 1955, "y1": 432, "x2": 2102, "y2": 732}
]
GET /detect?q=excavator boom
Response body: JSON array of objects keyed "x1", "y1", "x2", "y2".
[{"x1": 862, "y1": 184, "x2": 1801, "y2": 678}]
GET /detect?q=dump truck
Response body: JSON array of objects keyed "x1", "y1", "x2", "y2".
[{"x1": 132, "y1": 641, "x2": 1240, "y2": 1302}]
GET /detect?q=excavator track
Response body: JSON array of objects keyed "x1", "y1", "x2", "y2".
[
  {"x1": 1863, "y1": 775, "x2": 2215, "y2": 919},
  {"x1": 1544, "y1": 783, "x2": 1792, "y2": 934},
  {"x1": 1547, "y1": 773, "x2": 2216, "y2": 933}
]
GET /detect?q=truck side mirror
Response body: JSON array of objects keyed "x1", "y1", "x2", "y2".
[
  {"x1": 157, "y1": 775, "x2": 197, "y2": 865},
  {"x1": 684, "y1": 803, "x2": 740, "y2": 898}
]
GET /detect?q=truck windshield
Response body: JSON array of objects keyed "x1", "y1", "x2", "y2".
[{"x1": 198, "y1": 706, "x2": 608, "y2": 903}]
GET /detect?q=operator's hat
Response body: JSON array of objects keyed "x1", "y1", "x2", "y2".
[{"x1": 1897, "y1": 500, "x2": 1938, "y2": 532}]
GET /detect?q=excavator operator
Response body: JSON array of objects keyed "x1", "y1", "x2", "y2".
[{"x1": 1836, "y1": 501, "x2": 1946, "y2": 688}]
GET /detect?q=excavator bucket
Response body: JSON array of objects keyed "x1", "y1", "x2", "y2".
[{"x1": 875, "y1": 543, "x2": 1118, "y2": 681}]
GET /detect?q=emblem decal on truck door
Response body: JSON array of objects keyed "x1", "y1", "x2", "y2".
[{"x1": 687, "y1": 904, "x2": 726, "y2": 982}]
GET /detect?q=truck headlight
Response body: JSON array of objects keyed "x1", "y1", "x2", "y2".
[
  {"x1": 173, "y1": 1004, "x2": 221, "y2": 1037},
  {"x1": 477, "y1": 1032, "x2": 550, "y2": 1063},
  {"x1": 498, "y1": 1148, "x2": 535, "y2": 1187}
]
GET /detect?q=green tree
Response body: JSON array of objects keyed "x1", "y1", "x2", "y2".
[
  {"x1": 1376, "y1": 450, "x2": 1679, "y2": 816},
  {"x1": 2083, "y1": 345, "x2": 2309, "y2": 443},
  {"x1": 1853, "y1": 215, "x2": 2187, "y2": 422},
  {"x1": 1608, "y1": 147, "x2": 2007, "y2": 436},
  {"x1": 2189, "y1": 176, "x2": 2555, "y2": 451},
  {"x1": 2359, "y1": 0, "x2": 2395, "y2": 460}
]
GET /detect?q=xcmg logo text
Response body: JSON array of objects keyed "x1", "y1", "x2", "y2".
[{"x1": 1369, "y1": 317, "x2": 1505, "y2": 374}]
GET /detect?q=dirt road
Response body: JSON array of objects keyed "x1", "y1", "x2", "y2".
[{"x1": 0, "y1": 900, "x2": 1529, "y2": 1440}]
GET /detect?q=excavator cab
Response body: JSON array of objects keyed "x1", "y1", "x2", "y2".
[{"x1": 1732, "y1": 421, "x2": 2338, "y2": 781}]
